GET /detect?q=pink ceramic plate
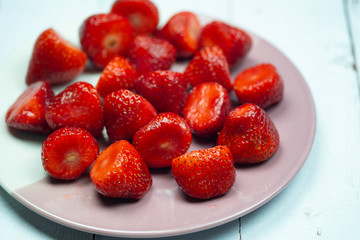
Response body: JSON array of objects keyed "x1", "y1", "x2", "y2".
[{"x1": 0, "y1": 15, "x2": 316, "y2": 238}]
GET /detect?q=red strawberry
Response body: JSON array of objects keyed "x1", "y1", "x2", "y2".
[
  {"x1": 128, "y1": 35, "x2": 176, "y2": 75},
  {"x1": 45, "y1": 82, "x2": 104, "y2": 137},
  {"x1": 6, "y1": 81, "x2": 54, "y2": 134},
  {"x1": 103, "y1": 89, "x2": 157, "y2": 143},
  {"x1": 90, "y1": 140, "x2": 152, "y2": 199},
  {"x1": 182, "y1": 82, "x2": 231, "y2": 138},
  {"x1": 217, "y1": 103, "x2": 279, "y2": 164},
  {"x1": 183, "y1": 46, "x2": 233, "y2": 91},
  {"x1": 157, "y1": 11, "x2": 201, "y2": 59},
  {"x1": 110, "y1": 0, "x2": 159, "y2": 35},
  {"x1": 172, "y1": 145, "x2": 235, "y2": 200},
  {"x1": 233, "y1": 63, "x2": 284, "y2": 109},
  {"x1": 199, "y1": 21, "x2": 252, "y2": 66},
  {"x1": 26, "y1": 28, "x2": 87, "y2": 85},
  {"x1": 134, "y1": 70, "x2": 187, "y2": 114},
  {"x1": 132, "y1": 112, "x2": 192, "y2": 168},
  {"x1": 96, "y1": 56, "x2": 138, "y2": 99},
  {"x1": 41, "y1": 127, "x2": 99, "y2": 180},
  {"x1": 79, "y1": 13, "x2": 134, "y2": 69}
]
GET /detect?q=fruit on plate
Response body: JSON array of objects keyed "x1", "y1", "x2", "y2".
[
  {"x1": 5, "y1": 81, "x2": 54, "y2": 134},
  {"x1": 103, "y1": 89, "x2": 157, "y2": 142},
  {"x1": 96, "y1": 56, "x2": 138, "y2": 99},
  {"x1": 128, "y1": 35, "x2": 176, "y2": 75},
  {"x1": 110, "y1": 0, "x2": 159, "y2": 35},
  {"x1": 132, "y1": 112, "x2": 192, "y2": 168},
  {"x1": 41, "y1": 127, "x2": 99, "y2": 180},
  {"x1": 183, "y1": 46, "x2": 233, "y2": 91},
  {"x1": 79, "y1": 13, "x2": 134, "y2": 69},
  {"x1": 199, "y1": 20, "x2": 252, "y2": 66},
  {"x1": 26, "y1": 28, "x2": 87, "y2": 85},
  {"x1": 217, "y1": 103, "x2": 279, "y2": 164},
  {"x1": 157, "y1": 11, "x2": 201, "y2": 59},
  {"x1": 182, "y1": 82, "x2": 231, "y2": 138},
  {"x1": 45, "y1": 82, "x2": 104, "y2": 137},
  {"x1": 90, "y1": 140, "x2": 152, "y2": 199},
  {"x1": 134, "y1": 70, "x2": 187, "y2": 114},
  {"x1": 172, "y1": 145, "x2": 235, "y2": 200},
  {"x1": 233, "y1": 63, "x2": 284, "y2": 108}
]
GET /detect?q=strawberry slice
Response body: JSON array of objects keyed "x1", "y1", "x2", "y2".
[
  {"x1": 182, "y1": 82, "x2": 231, "y2": 138},
  {"x1": 132, "y1": 112, "x2": 192, "y2": 168},
  {"x1": 90, "y1": 140, "x2": 152, "y2": 199},
  {"x1": 110, "y1": 0, "x2": 159, "y2": 35},
  {"x1": 41, "y1": 127, "x2": 99, "y2": 180},
  {"x1": 80, "y1": 13, "x2": 134, "y2": 69},
  {"x1": 26, "y1": 28, "x2": 87, "y2": 85},
  {"x1": 172, "y1": 145, "x2": 235, "y2": 200},
  {"x1": 6, "y1": 81, "x2": 54, "y2": 134},
  {"x1": 233, "y1": 63, "x2": 284, "y2": 108}
]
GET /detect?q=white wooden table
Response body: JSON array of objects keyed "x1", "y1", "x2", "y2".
[{"x1": 1, "y1": 0, "x2": 360, "y2": 239}]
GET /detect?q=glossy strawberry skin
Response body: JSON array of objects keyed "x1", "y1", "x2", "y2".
[
  {"x1": 183, "y1": 46, "x2": 233, "y2": 91},
  {"x1": 90, "y1": 140, "x2": 152, "y2": 199},
  {"x1": 233, "y1": 63, "x2": 284, "y2": 109},
  {"x1": 132, "y1": 112, "x2": 192, "y2": 168},
  {"x1": 217, "y1": 103, "x2": 279, "y2": 164},
  {"x1": 172, "y1": 145, "x2": 235, "y2": 200},
  {"x1": 96, "y1": 56, "x2": 138, "y2": 99},
  {"x1": 103, "y1": 89, "x2": 157, "y2": 143},
  {"x1": 6, "y1": 81, "x2": 54, "y2": 134},
  {"x1": 182, "y1": 82, "x2": 231, "y2": 138},
  {"x1": 41, "y1": 127, "x2": 99, "y2": 180},
  {"x1": 45, "y1": 82, "x2": 104, "y2": 137},
  {"x1": 26, "y1": 28, "x2": 87, "y2": 85}
]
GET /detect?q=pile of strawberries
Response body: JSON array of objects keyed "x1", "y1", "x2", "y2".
[{"x1": 5, "y1": 0, "x2": 284, "y2": 200}]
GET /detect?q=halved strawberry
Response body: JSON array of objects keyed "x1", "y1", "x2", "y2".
[
  {"x1": 26, "y1": 28, "x2": 87, "y2": 85},
  {"x1": 45, "y1": 82, "x2": 104, "y2": 137},
  {"x1": 90, "y1": 140, "x2": 152, "y2": 199},
  {"x1": 233, "y1": 63, "x2": 284, "y2": 108},
  {"x1": 79, "y1": 13, "x2": 134, "y2": 69},
  {"x1": 110, "y1": 0, "x2": 159, "y2": 35},
  {"x1": 41, "y1": 127, "x2": 99, "y2": 180},
  {"x1": 132, "y1": 112, "x2": 192, "y2": 168},
  {"x1": 6, "y1": 81, "x2": 54, "y2": 134},
  {"x1": 96, "y1": 56, "x2": 138, "y2": 99},
  {"x1": 103, "y1": 89, "x2": 157, "y2": 143},
  {"x1": 182, "y1": 82, "x2": 231, "y2": 138}
]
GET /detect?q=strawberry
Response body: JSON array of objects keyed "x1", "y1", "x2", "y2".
[
  {"x1": 45, "y1": 82, "x2": 104, "y2": 137},
  {"x1": 96, "y1": 56, "x2": 138, "y2": 99},
  {"x1": 6, "y1": 81, "x2": 54, "y2": 134},
  {"x1": 79, "y1": 13, "x2": 134, "y2": 69},
  {"x1": 199, "y1": 21, "x2": 252, "y2": 66},
  {"x1": 182, "y1": 82, "x2": 231, "y2": 138},
  {"x1": 217, "y1": 103, "x2": 279, "y2": 164},
  {"x1": 183, "y1": 46, "x2": 233, "y2": 91},
  {"x1": 132, "y1": 112, "x2": 192, "y2": 168},
  {"x1": 103, "y1": 89, "x2": 157, "y2": 143},
  {"x1": 110, "y1": 0, "x2": 159, "y2": 35},
  {"x1": 41, "y1": 127, "x2": 99, "y2": 180},
  {"x1": 172, "y1": 145, "x2": 235, "y2": 200},
  {"x1": 157, "y1": 11, "x2": 201, "y2": 59},
  {"x1": 128, "y1": 35, "x2": 176, "y2": 75},
  {"x1": 134, "y1": 70, "x2": 187, "y2": 114},
  {"x1": 26, "y1": 28, "x2": 87, "y2": 85},
  {"x1": 90, "y1": 140, "x2": 152, "y2": 199},
  {"x1": 233, "y1": 63, "x2": 284, "y2": 109}
]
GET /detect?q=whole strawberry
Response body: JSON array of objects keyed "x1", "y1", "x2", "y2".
[
  {"x1": 90, "y1": 140, "x2": 152, "y2": 199},
  {"x1": 172, "y1": 145, "x2": 235, "y2": 200},
  {"x1": 217, "y1": 103, "x2": 279, "y2": 164},
  {"x1": 26, "y1": 28, "x2": 87, "y2": 85},
  {"x1": 132, "y1": 112, "x2": 192, "y2": 168}
]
